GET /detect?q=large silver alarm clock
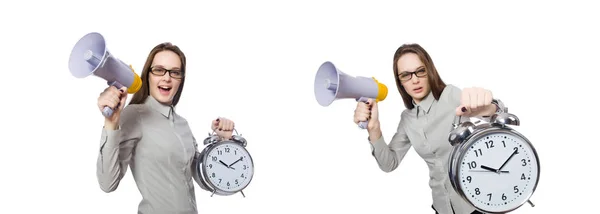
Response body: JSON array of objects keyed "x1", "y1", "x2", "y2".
[
  {"x1": 447, "y1": 100, "x2": 540, "y2": 213},
  {"x1": 196, "y1": 129, "x2": 254, "y2": 197}
]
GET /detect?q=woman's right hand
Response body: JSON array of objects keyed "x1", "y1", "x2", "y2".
[
  {"x1": 353, "y1": 98, "x2": 380, "y2": 131},
  {"x1": 97, "y1": 86, "x2": 128, "y2": 129}
]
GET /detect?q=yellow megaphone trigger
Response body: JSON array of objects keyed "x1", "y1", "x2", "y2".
[
  {"x1": 372, "y1": 77, "x2": 389, "y2": 102},
  {"x1": 127, "y1": 64, "x2": 143, "y2": 94}
]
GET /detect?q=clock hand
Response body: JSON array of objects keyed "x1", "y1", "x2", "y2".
[
  {"x1": 219, "y1": 160, "x2": 235, "y2": 170},
  {"x1": 498, "y1": 149, "x2": 518, "y2": 171},
  {"x1": 470, "y1": 169, "x2": 509, "y2": 173},
  {"x1": 480, "y1": 165, "x2": 498, "y2": 172},
  {"x1": 229, "y1": 157, "x2": 243, "y2": 167}
]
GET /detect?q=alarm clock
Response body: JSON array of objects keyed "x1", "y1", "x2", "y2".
[
  {"x1": 447, "y1": 100, "x2": 540, "y2": 213},
  {"x1": 196, "y1": 129, "x2": 254, "y2": 197}
]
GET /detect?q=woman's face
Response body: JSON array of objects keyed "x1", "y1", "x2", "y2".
[
  {"x1": 148, "y1": 50, "x2": 183, "y2": 105},
  {"x1": 397, "y1": 52, "x2": 430, "y2": 103}
]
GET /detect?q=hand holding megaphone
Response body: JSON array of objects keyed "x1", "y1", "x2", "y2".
[
  {"x1": 98, "y1": 85, "x2": 128, "y2": 125},
  {"x1": 353, "y1": 98, "x2": 379, "y2": 131}
]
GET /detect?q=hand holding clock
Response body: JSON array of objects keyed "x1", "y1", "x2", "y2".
[
  {"x1": 455, "y1": 87, "x2": 497, "y2": 117},
  {"x1": 212, "y1": 117, "x2": 235, "y2": 140}
]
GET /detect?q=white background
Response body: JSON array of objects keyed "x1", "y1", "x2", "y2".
[{"x1": 1, "y1": 0, "x2": 598, "y2": 213}]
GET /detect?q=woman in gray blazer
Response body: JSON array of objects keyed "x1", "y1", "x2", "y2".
[
  {"x1": 95, "y1": 42, "x2": 235, "y2": 214},
  {"x1": 354, "y1": 43, "x2": 503, "y2": 214}
]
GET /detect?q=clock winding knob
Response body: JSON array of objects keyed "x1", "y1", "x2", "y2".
[
  {"x1": 491, "y1": 112, "x2": 520, "y2": 126},
  {"x1": 448, "y1": 121, "x2": 475, "y2": 146},
  {"x1": 232, "y1": 135, "x2": 248, "y2": 147},
  {"x1": 203, "y1": 135, "x2": 220, "y2": 145}
]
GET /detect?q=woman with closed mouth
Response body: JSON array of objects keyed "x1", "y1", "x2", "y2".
[{"x1": 354, "y1": 43, "x2": 505, "y2": 214}]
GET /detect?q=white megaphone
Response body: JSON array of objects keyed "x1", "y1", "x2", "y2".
[
  {"x1": 68, "y1": 32, "x2": 142, "y2": 118},
  {"x1": 314, "y1": 61, "x2": 389, "y2": 129}
]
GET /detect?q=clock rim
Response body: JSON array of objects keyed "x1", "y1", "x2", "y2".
[
  {"x1": 448, "y1": 126, "x2": 541, "y2": 213},
  {"x1": 198, "y1": 140, "x2": 255, "y2": 196}
]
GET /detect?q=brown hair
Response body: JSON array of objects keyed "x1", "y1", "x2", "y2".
[
  {"x1": 129, "y1": 42, "x2": 187, "y2": 106},
  {"x1": 393, "y1": 43, "x2": 446, "y2": 109}
]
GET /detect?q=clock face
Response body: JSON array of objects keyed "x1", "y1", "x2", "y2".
[
  {"x1": 204, "y1": 142, "x2": 254, "y2": 193},
  {"x1": 457, "y1": 131, "x2": 539, "y2": 213}
]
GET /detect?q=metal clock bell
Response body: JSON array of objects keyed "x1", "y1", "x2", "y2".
[
  {"x1": 447, "y1": 99, "x2": 541, "y2": 213},
  {"x1": 196, "y1": 129, "x2": 254, "y2": 197}
]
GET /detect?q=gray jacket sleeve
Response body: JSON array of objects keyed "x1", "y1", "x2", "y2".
[
  {"x1": 369, "y1": 113, "x2": 412, "y2": 172},
  {"x1": 96, "y1": 106, "x2": 143, "y2": 193}
]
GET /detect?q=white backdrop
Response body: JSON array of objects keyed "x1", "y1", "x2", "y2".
[{"x1": 1, "y1": 0, "x2": 598, "y2": 213}]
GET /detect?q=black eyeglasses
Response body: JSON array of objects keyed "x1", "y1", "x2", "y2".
[
  {"x1": 398, "y1": 68, "x2": 427, "y2": 82},
  {"x1": 150, "y1": 67, "x2": 184, "y2": 79}
]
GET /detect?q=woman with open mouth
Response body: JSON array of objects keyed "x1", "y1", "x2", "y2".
[{"x1": 95, "y1": 42, "x2": 236, "y2": 214}]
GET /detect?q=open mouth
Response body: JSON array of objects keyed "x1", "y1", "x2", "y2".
[
  {"x1": 413, "y1": 86, "x2": 423, "y2": 92},
  {"x1": 158, "y1": 86, "x2": 172, "y2": 94}
]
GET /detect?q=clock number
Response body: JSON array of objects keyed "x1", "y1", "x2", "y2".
[
  {"x1": 209, "y1": 164, "x2": 213, "y2": 169},
  {"x1": 466, "y1": 176, "x2": 472, "y2": 183},
  {"x1": 218, "y1": 179, "x2": 222, "y2": 184},
  {"x1": 235, "y1": 179, "x2": 239, "y2": 185},
  {"x1": 468, "y1": 161, "x2": 477, "y2": 169},
  {"x1": 514, "y1": 185, "x2": 519, "y2": 193},
  {"x1": 235, "y1": 150, "x2": 237, "y2": 155},
  {"x1": 212, "y1": 156, "x2": 217, "y2": 161},
  {"x1": 211, "y1": 173, "x2": 215, "y2": 178},
  {"x1": 485, "y1": 140, "x2": 494, "y2": 149},
  {"x1": 487, "y1": 193, "x2": 492, "y2": 201},
  {"x1": 227, "y1": 182, "x2": 230, "y2": 187},
  {"x1": 502, "y1": 193, "x2": 507, "y2": 201},
  {"x1": 475, "y1": 188, "x2": 480, "y2": 195},
  {"x1": 225, "y1": 148, "x2": 231, "y2": 153},
  {"x1": 218, "y1": 150, "x2": 223, "y2": 155},
  {"x1": 243, "y1": 165, "x2": 247, "y2": 170},
  {"x1": 521, "y1": 173, "x2": 526, "y2": 180},
  {"x1": 241, "y1": 173, "x2": 245, "y2": 178},
  {"x1": 513, "y1": 147, "x2": 519, "y2": 154},
  {"x1": 521, "y1": 159, "x2": 527, "y2": 166},
  {"x1": 474, "y1": 149, "x2": 483, "y2": 157},
  {"x1": 502, "y1": 140, "x2": 506, "y2": 147}
]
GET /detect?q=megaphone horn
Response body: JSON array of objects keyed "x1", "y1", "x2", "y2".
[
  {"x1": 314, "y1": 61, "x2": 388, "y2": 129},
  {"x1": 68, "y1": 32, "x2": 143, "y2": 118}
]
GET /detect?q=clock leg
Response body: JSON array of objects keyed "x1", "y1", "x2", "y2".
[
  {"x1": 240, "y1": 191, "x2": 246, "y2": 198},
  {"x1": 527, "y1": 200, "x2": 535, "y2": 207},
  {"x1": 211, "y1": 190, "x2": 216, "y2": 197}
]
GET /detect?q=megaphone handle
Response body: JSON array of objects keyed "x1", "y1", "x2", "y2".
[
  {"x1": 357, "y1": 97, "x2": 370, "y2": 129},
  {"x1": 101, "y1": 81, "x2": 125, "y2": 118}
]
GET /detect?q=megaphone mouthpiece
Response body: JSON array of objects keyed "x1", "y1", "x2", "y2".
[
  {"x1": 83, "y1": 50, "x2": 103, "y2": 67},
  {"x1": 325, "y1": 79, "x2": 338, "y2": 91}
]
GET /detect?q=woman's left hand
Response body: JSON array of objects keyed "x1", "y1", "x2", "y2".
[
  {"x1": 456, "y1": 87, "x2": 496, "y2": 117},
  {"x1": 212, "y1": 117, "x2": 235, "y2": 139}
]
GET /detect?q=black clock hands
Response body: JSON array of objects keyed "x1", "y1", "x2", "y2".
[
  {"x1": 479, "y1": 165, "x2": 509, "y2": 173},
  {"x1": 481, "y1": 165, "x2": 498, "y2": 172},
  {"x1": 498, "y1": 149, "x2": 518, "y2": 171},
  {"x1": 476, "y1": 149, "x2": 517, "y2": 174},
  {"x1": 219, "y1": 160, "x2": 235, "y2": 170},
  {"x1": 229, "y1": 157, "x2": 243, "y2": 168}
]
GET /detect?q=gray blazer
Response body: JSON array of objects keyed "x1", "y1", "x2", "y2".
[
  {"x1": 370, "y1": 84, "x2": 480, "y2": 214},
  {"x1": 96, "y1": 95, "x2": 208, "y2": 214}
]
